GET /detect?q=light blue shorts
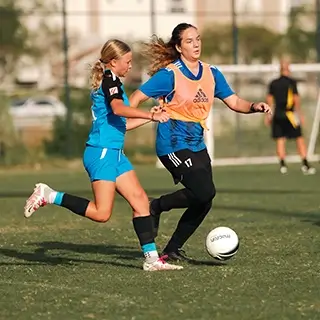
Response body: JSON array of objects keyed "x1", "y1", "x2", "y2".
[{"x1": 83, "y1": 146, "x2": 133, "y2": 182}]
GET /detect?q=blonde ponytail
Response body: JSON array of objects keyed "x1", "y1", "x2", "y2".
[{"x1": 90, "y1": 60, "x2": 105, "y2": 91}]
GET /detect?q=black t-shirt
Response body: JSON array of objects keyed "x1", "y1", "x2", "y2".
[{"x1": 268, "y1": 75, "x2": 298, "y2": 119}]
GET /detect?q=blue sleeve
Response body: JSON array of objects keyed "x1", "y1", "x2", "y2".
[
  {"x1": 139, "y1": 68, "x2": 174, "y2": 98},
  {"x1": 211, "y1": 67, "x2": 234, "y2": 100}
]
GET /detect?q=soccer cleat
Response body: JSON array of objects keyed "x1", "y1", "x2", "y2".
[
  {"x1": 161, "y1": 249, "x2": 193, "y2": 262},
  {"x1": 280, "y1": 166, "x2": 288, "y2": 174},
  {"x1": 149, "y1": 198, "x2": 161, "y2": 238},
  {"x1": 143, "y1": 256, "x2": 183, "y2": 271},
  {"x1": 301, "y1": 166, "x2": 316, "y2": 175},
  {"x1": 24, "y1": 183, "x2": 53, "y2": 218}
]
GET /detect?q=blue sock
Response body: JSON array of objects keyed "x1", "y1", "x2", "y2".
[{"x1": 53, "y1": 192, "x2": 64, "y2": 206}]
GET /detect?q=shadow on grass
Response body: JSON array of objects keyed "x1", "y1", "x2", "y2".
[
  {"x1": 0, "y1": 242, "x2": 226, "y2": 268},
  {"x1": 0, "y1": 243, "x2": 142, "y2": 269},
  {"x1": 35, "y1": 242, "x2": 228, "y2": 267},
  {"x1": 32, "y1": 241, "x2": 142, "y2": 260},
  {"x1": 186, "y1": 259, "x2": 226, "y2": 266},
  {"x1": 301, "y1": 219, "x2": 320, "y2": 227}
]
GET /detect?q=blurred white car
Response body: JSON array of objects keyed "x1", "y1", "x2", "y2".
[{"x1": 9, "y1": 96, "x2": 67, "y2": 119}]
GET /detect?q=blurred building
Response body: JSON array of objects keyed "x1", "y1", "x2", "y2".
[
  {"x1": 61, "y1": 0, "x2": 196, "y2": 41},
  {"x1": 196, "y1": 0, "x2": 314, "y2": 33},
  {"x1": 15, "y1": 0, "x2": 315, "y2": 89},
  {"x1": 16, "y1": 0, "x2": 197, "y2": 89}
]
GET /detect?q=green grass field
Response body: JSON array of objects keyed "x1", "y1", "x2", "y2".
[{"x1": 0, "y1": 164, "x2": 319, "y2": 320}]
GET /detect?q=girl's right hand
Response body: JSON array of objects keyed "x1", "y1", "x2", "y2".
[{"x1": 152, "y1": 110, "x2": 170, "y2": 123}]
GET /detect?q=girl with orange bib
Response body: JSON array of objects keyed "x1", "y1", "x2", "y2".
[{"x1": 130, "y1": 23, "x2": 271, "y2": 261}]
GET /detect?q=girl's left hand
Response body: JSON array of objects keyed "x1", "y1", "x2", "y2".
[{"x1": 150, "y1": 106, "x2": 163, "y2": 113}]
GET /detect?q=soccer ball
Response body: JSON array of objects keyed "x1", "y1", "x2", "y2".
[{"x1": 205, "y1": 226, "x2": 239, "y2": 261}]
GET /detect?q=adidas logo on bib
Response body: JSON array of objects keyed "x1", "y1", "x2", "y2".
[{"x1": 193, "y1": 88, "x2": 208, "y2": 103}]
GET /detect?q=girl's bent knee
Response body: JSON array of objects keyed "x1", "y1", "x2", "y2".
[{"x1": 95, "y1": 210, "x2": 112, "y2": 223}]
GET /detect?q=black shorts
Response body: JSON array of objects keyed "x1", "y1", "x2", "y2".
[
  {"x1": 272, "y1": 118, "x2": 302, "y2": 139},
  {"x1": 159, "y1": 148, "x2": 211, "y2": 184}
]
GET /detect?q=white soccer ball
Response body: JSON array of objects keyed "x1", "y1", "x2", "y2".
[{"x1": 206, "y1": 226, "x2": 239, "y2": 261}]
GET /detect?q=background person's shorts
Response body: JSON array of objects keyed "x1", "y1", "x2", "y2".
[{"x1": 272, "y1": 118, "x2": 302, "y2": 139}]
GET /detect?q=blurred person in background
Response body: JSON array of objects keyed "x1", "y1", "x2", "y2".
[
  {"x1": 265, "y1": 59, "x2": 316, "y2": 175},
  {"x1": 130, "y1": 23, "x2": 272, "y2": 261},
  {"x1": 23, "y1": 39, "x2": 182, "y2": 272}
]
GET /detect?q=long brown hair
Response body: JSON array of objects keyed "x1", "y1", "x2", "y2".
[
  {"x1": 90, "y1": 39, "x2": 131, "y2": 90},
  {"x1": 142, "y1": 23, "x2": 196, "y2": 76}
]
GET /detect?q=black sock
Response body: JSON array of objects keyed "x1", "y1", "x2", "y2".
[
  {"x1": 302, "y1": 158, "x2": 309, "y2": 167},
  {"x1": 60, "y1": 193, "x2": 90, "y2": 216},
  {"x1": 132, "y1": 216, "x2": 155, "y2": 246},
  {"x1": 280, "y1": 159, "x2": 286, "y2": 167}
]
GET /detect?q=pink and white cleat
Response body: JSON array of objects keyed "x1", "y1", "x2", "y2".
[
  {"x1": 24, "y1": 183, "x2": 54, "y2": 218},
  {"x1": 143, "y1": 256, "x2": 183, "y2": 271}
]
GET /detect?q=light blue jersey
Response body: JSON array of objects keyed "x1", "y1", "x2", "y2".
[
  {"x1": 86, "y1": 69, "x2": 129, "y2": 149},
  {"x1": 139, "y1": 59, "x2": 234, "y2": 156},
  {"x1": 84, "y1": 70, "x2": 133, "y2": 182}
]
